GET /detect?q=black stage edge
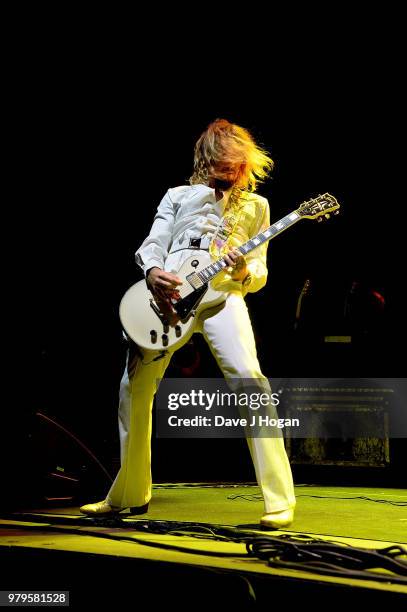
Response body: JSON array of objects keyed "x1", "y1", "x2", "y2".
[{"x1": 2, "y1": 546, "x2": 406, "y2": 606}]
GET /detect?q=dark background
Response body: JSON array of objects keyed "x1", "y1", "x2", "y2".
[{"x1": 6, "y1": 40, "x2": 405, "y2": 507}]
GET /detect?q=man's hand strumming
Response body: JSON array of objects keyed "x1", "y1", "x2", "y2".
[{"x1": 146, "y1": 267, "x2": 183, "y2": 303}]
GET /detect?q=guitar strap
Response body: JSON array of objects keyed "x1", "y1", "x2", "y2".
[{"x1": 209, "y1": 190, "x2": 247, "y2": 258}]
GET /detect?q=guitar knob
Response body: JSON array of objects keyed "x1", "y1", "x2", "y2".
[
  {"x1": 334, "y1": 210, "x2": 340, "y2": 215},
  {"x1": 162, "y1": 334, "x2": 169, "y2": 347},
  {"x1": 150, "y1": 330, "x2": 157, "y2": 344},
  {"x1": 317, "y1": 217, "x2": 323, "y2": 223},
  {"x1": 175, "y1": 325, "x2": 182, "y2": 337},
  {"x1": 163, "y1": 321, "x2": 169, "y2": 333},
  {"x1": 325, "y1": 213, "x2": 330, "y2": 219}
]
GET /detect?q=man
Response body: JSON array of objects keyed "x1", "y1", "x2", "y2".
[{"x1": 80, "y1": 119, "x2": 296, "y2": 528}]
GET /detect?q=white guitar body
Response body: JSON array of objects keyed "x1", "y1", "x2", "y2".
[{"x1": 119, "y1": 251, "x2": 226, "y2": 352}]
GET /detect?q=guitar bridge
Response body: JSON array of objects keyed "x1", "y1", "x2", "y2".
[{"x1": 149, "y1": 298, "x2": 179, "y2": 327}]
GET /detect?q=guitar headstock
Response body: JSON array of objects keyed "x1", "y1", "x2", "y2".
[{"x1": 296, "y1": 193, "x2": 340, "y2": 221}]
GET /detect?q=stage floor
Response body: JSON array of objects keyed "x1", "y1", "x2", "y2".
[{"x1": 1, "y1": 484, "x2": 406, "y2": 602}]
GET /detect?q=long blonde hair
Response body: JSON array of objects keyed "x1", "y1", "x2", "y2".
[{"x1": 189, "y1": 118, "x2": 274, "y2": 193}]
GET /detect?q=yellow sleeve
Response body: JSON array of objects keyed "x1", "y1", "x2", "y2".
[
  {"x1": 244, "y1": 198, "x2": 270, "y2": 294},
  {"x1": 210, "y1": 196, "x2": 270, "y2": 296}
]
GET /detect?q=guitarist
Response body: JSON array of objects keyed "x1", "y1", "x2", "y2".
[{"x1": 80, "y1": 119, "x2": 296, "y2": 529}]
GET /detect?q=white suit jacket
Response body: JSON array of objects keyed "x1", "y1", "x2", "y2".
[{"x1": 135, "y1": 184, "x2": 270, "y2": 297}]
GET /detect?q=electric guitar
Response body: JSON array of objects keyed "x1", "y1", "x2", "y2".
[{"x1": 119, "y1": 193, "x2": 340, "y2": 352}]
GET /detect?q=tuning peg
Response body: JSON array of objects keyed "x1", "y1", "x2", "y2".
[
  {"x1": 334, "y1": 210, "x2": 340, "y2": 215},
  {"x1": 325, "y1": 213, "x2": 330, "y2": 219}
]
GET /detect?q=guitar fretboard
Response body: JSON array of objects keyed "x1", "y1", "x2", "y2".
[{"x1": 197, "y1": 211, "x2": 301, "y2": 283}]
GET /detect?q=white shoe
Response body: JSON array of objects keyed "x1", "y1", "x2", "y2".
[
  {"x1": 260, "y1": 508, "x2": 294, "y2": 529},
  {"x1": 79, "y1": 500, "x2": 123, "y2": 516},
  {"x1": 79, "y1": 500, "x2": 150, "y2": 516}
]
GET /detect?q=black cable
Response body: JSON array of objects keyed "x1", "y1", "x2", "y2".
[
  {"x1": 247, "y1": 539, "x2": 407, "y2": 584},
  {"x1": 1, "y1": 515, "x2": 407, "y2": 585},
  {"x1": 153, "y1": 482, "x2": 258, "y2": 489},
  {"x1": 152, "y1": 484, "x2": 407, "y2": 506},
  {"x1": 227, "y1": 493, "x2": 407, "y2": 506},
  {"x1": 227, "y1": 494, "x2": 263, "y2": 501},
  {"x1": 297, "y1": 495, "x2": 407, "y2": 506},
  {"x1": 0, "y1": 521, "x2": 245, "y2": 558},
  {"x1": 247, "y1": 538, "x2": 407, "y2": 573}
]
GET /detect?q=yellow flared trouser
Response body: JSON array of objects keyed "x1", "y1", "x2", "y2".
[{"x1": 106, "y1": 292, "x2": 296, "y2": 513}]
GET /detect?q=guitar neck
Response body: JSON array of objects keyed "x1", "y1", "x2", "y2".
[{"x1": 197, "y1": 210, "x2": 301, "y2": 283}]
